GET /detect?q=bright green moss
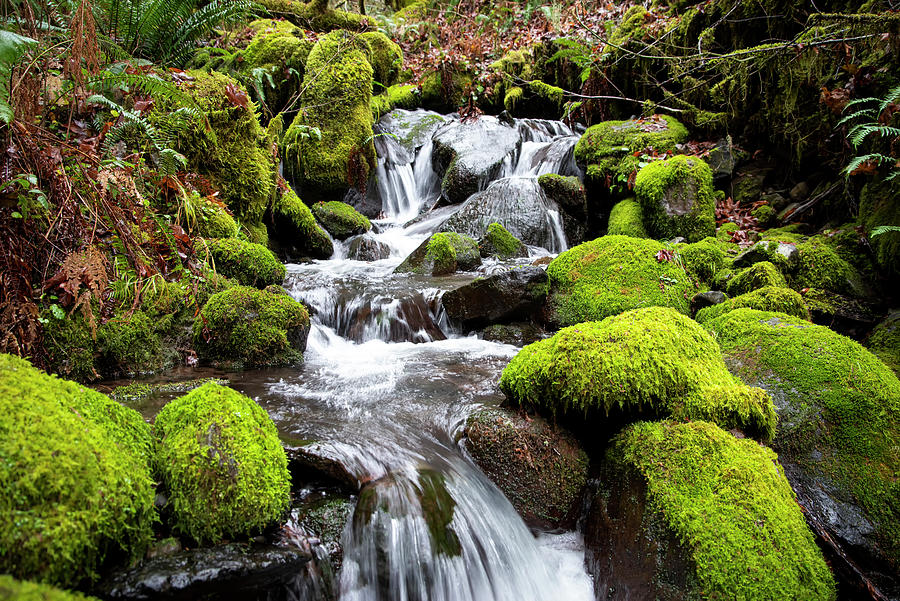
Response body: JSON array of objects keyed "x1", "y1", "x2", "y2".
[
  {"x1": 371, "y1": 84, "x2": 419, "y2": 119},
  {"x1": 726, "y1": 261, "x2": 786, "y2": 296},
  {"x1": 97, "y1": 310, "x2": 166, "y2": 377},
  {"x1": 191, "y1": 196, "x2": 239, "y2": 239},
  {"x1": 311, "y1": 201, "x2": 372, "y2": 240},
  {"x1": 607, "y1": 197, "x2": 649, "y2": 238},
  {"x1": 527, "y1": 80, "x2": 564, "y2": 105},
  {"x1": 716, "y1": 221, "x2": 739, "y2": 241},
  {"x1": 490, "y1": 49, "x2": 534, "y2": 79},
  {"x1": 634, "y1": 155, "x2": 716, "y2": 242},
  {"x1": 271, "y1": 187, "x2": 333, "y2": 259},
  {"x1": 868, "y1": 312, "x2": 900, "y2": 376},
  {"x1": 751, "y1": 203, "x2": 777, "y2": 227},
  {"x1": 241, "y1": 221, "x2": 269, "y2": 246},
  {"x1": 0, "y1": 354, "x2": 155, "y2": 587},
  {"x1": 192, "y1": 286, "x2": 310, "y2": 368},
  {"x1": 396, "y1": 232, "x2": 481, "y2": 276},
  {"x1": 153, "y1": 383, "x2": 290, "y2": 544},
  {"x1": 42, "y1": 311, "x2": 98, "y2": 382},
  {"x1": 793, "y1": 237, "x2": 860, "y2": 295},
  {"x1": 360, "y1": 32, "x2": 403, "y2": 87},
  {"x1": 242, "y1": 19, "x2": 311, "y2": 70},
  {"x1": 607, "y1": 5, "x2": 650, "y2": 47},
  {"x1": 546, "y1": 235, "x2": 693, "y2": 326},
  {"x1": 678, "y1": 236, "x2": 727, "y2": 283},
  {"x1": 478, "y1": 222, "x2": 526, "y2": 259},
  {"x1": 206, "y1": 237, "x2": 286, "y2": 288},
  {"x1": 419, "y1": 68, "x2": 473, "y2": 112},
  {"x1": 696, "y1": 286, "x2": 809, "y2": 323},
  {"x1": 254, "y1": 0, "x2": 373, "y2": 31},
  {"x1": 503, "y1": 86, "x2": 523, "y2": 112},
  {"x1": 0, "y1": 576, "x2": 100, "y2": 600},
  {"x1": 499, "y1": 307, "x2": 776, "y2": 441},
  {"x1": 425, "y1": 233, "x2": 458, "y2": 276},
  {"x1": 705, "y1": 309, "x2": 900, "y2": 565},
  {"x1": 608, "y1": 420, "x2": 836, "y2": 600}
]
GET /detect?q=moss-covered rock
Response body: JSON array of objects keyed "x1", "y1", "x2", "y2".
[
  {"x1": 868, "y1": 310, "x2": 900, "y2": 376},
  {"x1": 500, "y1": 307, "x2": 776, "y2": 441},
  {"x1": 477, "y1": 222, "x2": 527, "y2": 259},
  {"x1": 237, "y1": 19, "x2": 313, "y2": 111},
  {"x1": 705, "y1": 309, "x2": 900, "y2": 570},
  {"x1": 546, "y1": 235, "x2": 694, "y2": 326},
  {"x1": 419, "y1": 67, "x2": 474, "y2": 113},
  {"x1": 726, "y1": 261, "x2": 787, "y2": 296},
  {"x1": 0, "y1": 354, "x2": 155, "y2": 587},
  {"x1": 0, "y1": 576, "x2": 100, "y2": 600},
  {"x1": 587, "y1": 420, "x2": 835, "y2": 600},
  {"x1": 96, "y1": 310, "x2": 167, "y2": 378},
  {"x1": 206, "y1": 237, "x2": 286, "y2": 288},
  {"x1": 464, "y1": 407, "x2": 588, "y2": 528},
  {"x1": 370, "y1": 84, "x2": 419, "y2": 119},
  {"x1": 283, "y1": 30, "x2": 375, "y2": 198},
  {"x1": 190, "y1": 195, "x2": 239, "y2": 239},
  {"x1": 695, "y1": 286, "x2": 809, "y2": 323},
  {"x1": 677, "y1": 236, "x2": 727, "y2": 284},
  {"x1": 634, "y1": 155, "x2": 716, "y2": 242},
  {"x1": 153, "y1": 383, "x2": 290, "y2": 544},
  {"x1": 859, "y1": 171, "x2": 900, "y2": 281},
  {"x1": 192, "y1": 286, "x2": 310, "y2": 368},
  {"x1": 395, "y1": 232, "x2": 481, "y2": 276},
  {"x1": 270, "y1": 185, "x2": 333, "y2": 259},
  {"x1": 311, "y1": 201, "x2": 372, "y2": 241},
  {"x1": 360, "y1": 32, "x2": 403, "y2": 87},
  {"x1": 254, "y1": 0, "x2": 373, "y2": 32},
  {"x1": 606, "y1": 197, "x2": 648, "y2": 238}
]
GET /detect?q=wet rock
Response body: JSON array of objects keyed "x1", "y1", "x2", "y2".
[
  {"x1": 481, "y1": 322, "x2": 547, "y2": 346},
  {"x1": 342, "y1": 185, "x2": 381, "y2": 220},
  {"x1": 463, "y1": 407, "x2": 588, "y2": 529},
  {"x1": 96, "y1": 543, "x2": 312, "y2": 601},
  {"x1": 802, "y1": 288, "x2": 879, "y2": 337},
  {"x1": 287, "y1": 489, "x2": 355, "y2": 570},
  {"x1": 440, "y1": 178, "x2": 567, "y2": 251},
  {"x1": 311, "y1": 201, "x2": 372, "y2": 241},
  {"x1": 347, "y1": 234, "x2": 390, "y2": 261},
  {"x1": 537, "y1": 173, "x2": 588, "y2": 245},
  {"x1": 431, "y1": 116, "x2": 521, "y2": 204},
  {"x1": 477, "y1": 222, "x2": 528, "y2": 259},
  {"x1": 705, "y1": 136, "x2": 736, "y2": 184},
  {"x1": 379, "y1": 109, "x2": 446, "y2": 154},
  {"x1": 285, "y1": 443, "x2": 362, "y2": 492},
  {"x1": 690, "y1": 290, "x2": 728, "y2": 315},
  {"x1": 442, "y1": 267, "x2": 549, "y2": 329},
  {"x1": 635, "y1": 155, "x2": 716, "y2": 243},
  {"x1": 732, "y1": 240, "x2": 799, "y2": 269},
  {"x1": 760, "y1": 191, "x2": 789, "y2": 211},
  {"x1": 395, "y1": 232, "x2": 481, "y2": 276}
]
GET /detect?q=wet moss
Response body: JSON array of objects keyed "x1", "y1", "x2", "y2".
[
  {"x1": 153, "y1": 383, "x2": 290, "y2": 544},
  {"x1": 190, "y1": 196, "x2": 239, "y2": 239},
  {"x1": 634, "y1": 155, "x2": 716, "y2": 242},
  {"x1": 42, "y1": 311, "x2": 100, "y2": 382},
  {"x1": 608, "y1": 420, "x2": 836, "y2": 600},
  {"x1": 695, "y1": 286, "x2": 809, "y2": 323},
  {"x1": 503, "y1": 86, "x2": 523, "y2": 112},
  {"x1": 0, "y1": 354, "x2": 155, "y2": 587},
  {"x1": 606, "y1": 198, "x2": 649, "y2": 238},
  {"x1": 311, "y1": 201, "x2": 372, "y2": 241},
  {"x1": 725, "y1": 261, "x2": 786, "y2": 296},
  {"x1": 0, "y1": 575, "x2": 100, "y2": 600},
  {"x1": 360, "y1": 32, "x2": 403, "y2": 87},
  {"x1": 254, "y1": 0, "x2": 373, "y2": 32},
  {"x1": 271, "y1": 186, "x2": 333, "y2": 259},
  {"x1": 396, "y1": 232, "x2": 481, "y2": 276},
  {"x1": 370, "y1": 84, "x2": 419, "y2": 119},
  {"x1": 206, "y1": 237, "x2": 286, "y2": 288},
  {"x1": 500, "y1": 307, "x2": 776, "y2": 441},
  {"x1": 478, "y1": 222, "x2": 527, "y2": 259},
  {"x1": 96, "y1": 310, "x2": 167, "y2": 378},
  {"x1": 546, "y1": 235, "x2": 693, "y2": 325}
]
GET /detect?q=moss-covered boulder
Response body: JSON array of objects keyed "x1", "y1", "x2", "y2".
[
  {"x1": 96, "y1": 309, "x2": 169, "y2": 377},
  {"x1": 238, "y1": 19, "x2": 313, "y2": 112},
  {"x1": 677, "y1": 236, "x2": 727, "y2": 284},
  {"x1": 0, "y1": 354, "x2": 154, "y2": 587},
  {"x1": 283, "y1": 30, "x2": 376, "y2": 198},
  {"x1": 585, "y1": 420, "x2": 835, "y2": 600},
  {"x1": 206, "y1": 238, "x2": 285, "y2": 288},
  {"x1": 0, "y1": 576, "x2": 100, "y2": 600},
  {"x1": 477, "y1": 222, "x2": 527, "y2": 259},
  {"x1": 360, "y1": 31, "x2": 403, "y2": 88},
  {"x1": 153, "y1": 383, "x2": 291, "y2": 544},
  {"x1": 606, "y1": 197, "x2": 648, "y2": 238},
  {"x1": 270, "y1": 185, "x2": 333, "y2": 259},
  {"x1": 190, "y1": 195, "x2": 239, "y2": 239},
  {"x1": 705, "y1": 309, "x2": 900, "y2": 575},
  {"x1": 192, "y1": 286, "x2": 310, "y2": 368},
  {"x1": 255, "y1": 0, "x2": 373, "y2": 33},
  {"x1": 370, "y1": 84, "x2": 419, "y2": 119},
  {"x1": 500, "y1": 307, "x2": 776, "y2": 440},
  {"x1": 311, "y1": 201, "x2": 372, "y2": 240},
  {"x1": 464, "y1": 407, "x2": 588, "y2": 528},
  {"x1": 868, "y1": 310, "x2": 900, "y2": 376},
  {"x1": 634, "y1": 155, "x2": 716, "y2": 242},
  {"x1": 725, "y1": 261, "x2": 787, "y2": 296},
  {"x1": 395, "y1": 232, "x2": 481, "y2": 276},
  {"x1": 573, "y1": 115, "x2": 688, "y2": 193},
  {"x1": 546, "y1": 235, "x2": 694, "y2": 326},
  {"x1": 695, "y1": 286, "x2": 809, "y2": 323}
]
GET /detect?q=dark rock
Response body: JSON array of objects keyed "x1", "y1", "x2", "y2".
[
  {"x1": 730, "y1": 163, "x2": 772, "y2": 205},
  {"x1": 732, "y1": 240, "x2": 799, "y2": 269},
  {"x1": 690, "y1": 290, "x2": 728, "y2": 315},
  {"x1": 347, "y1": 234, "x2": 390, "y2": 261},
  {"x1": 790, "y1": 181, "x2": 811, "y2": 202},
  {"x1": 96, "y1": 543, "x2": 313, "y2": 601},
  {"x1": 463, "y1": 407, "x2": 588, "y2": 529},
  {"x1": 343, "y1": 183, "x2": 381, "y2": 219},
  {"x1": 705, "y1": 136, "x2": 736, "y2": 184},
  {"x1": 287, "y1": 489, "x2": 355, "y2": 571},
  {"x1": 395, "y1": 233, "x2": 481, "y2": 276},
  {"x1": 285, "y1": 443, "x2": 362, "y2": 492},
  {"x1": 803, "y1": 288, "x2": 880, "y2": 338},
  {"x1": 481, "y1": 322, "x2": 547, "y2": 346},
  {"x1": 538, "y1": 174, "x2": 588, "y2": 245},
  {"x1": 442, "y1": 267, "x2": 549, "y2": 328},
  {"x1": 760, "y1": 191, "x2": 789, "y2": 211},
  {"x1": 778, "y1": 202, "x2": 800, "y2": 221}
]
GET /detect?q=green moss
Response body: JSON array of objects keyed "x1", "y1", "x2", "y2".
[
  {"x1": 860, "y1": 178, "x2": 900, "y2": 279},
  {"x1": 705, "y1": 309, "x2": 900, "y2": 565},
  {"x1": 608, "y1": 5, "x2": 650, "y2": 47},
  {"x1": 371, "y1": 84, "x2": 419, "y2": 119},
  {"x1": 254, "y1": 0, "x2": 373, "y2": 32},
  {"x1": 283, "y1": 30, "x2": 376, "y2": 196},
  {"x1": 503, "y1": 86, "x2": 523, "y2": 112},
  {"x1": 696, "y1": 286, "x2": 809, "y2": 323},
  {"x1": 0, "y1": 354, "x2": 155, "y2": 586},
  {"x1": 425, "y1": 233, "x2": 457, "y2": 276},
  {"x1": 726, "y1": 261, "x2": 786, "y2": 296},
  {"x1": 868, "y1": 312, "x2": 900, "y2": 376},
  {"x1": 546, "y1": 235, "x2": 694, "y2": 326},
  {"x1": 490, "y1": 49, "x2": 534, "y2": 79},
  {"x1": 311, "y1": 200, "x2": 372, "y2": 241},
  {"x1": 478, "y1": 222, "x2": 526, "y2": 259},
  {"x1": 634, "y1": 155, "x2": 716, "y2": 242},
  {"x1": 751, "y1": 203, "x2": 777, "y2": 227},
  {"x1": 527, "y1": 80, "x2": 564, "y2": 105},
  {"x1": 191, "y1": 195, "x2": 239, "y2": 239},
  {"x1": 678, "y1": 236, "x2": 726, "y2": 283},
  {"x1": 499, "y1": 307, "x2": 776, "y2": 441},
  {"x1": 153, "y1": 383, "x2": 290, "y2": 544},
  {"x1": 360, "y1": 32, "x2": 403, "y2": 87},
  {"x1": 242, "y1": 19, "x2": 311, "y2": 71},
  {"x1": 206, "y1": 237, "x2": 285, "y2": 288},
  {"x1": 607, "y1": 198, "x2": 649, "y2": 238},
  {"x1": 241, "y1": 221, "x2": 269, "y2": 246},
  {"x1": 271, "y1": 186, "x2": 333, "y2": 259},
  {"x1": 192, "y1": 286, "x2": 310, "y2": 368},
  {"x1": 608, "y1": 420, "x2": 836, "y2": 600},
  {"x1": 419, "y1": 68, "x2": 473, "y2": 112},
  {"x1": 716, "y1": 221, "x2": 739, "y2": 242},
  {"x1": 793, "y1": 237, "x2": 860, "y2": 295},
  {"x1": 97, "y1": 310, "x2": 166, "y2": 377},
  {"x1": 42, "y1": 311, "x2": 98, "y2": 382},
  {"x1": 0, "y1": 576, "x2": 100, "y2": 600},
  {"x1": 537, "y1": 173, "x2": 585, "y2": 213}
]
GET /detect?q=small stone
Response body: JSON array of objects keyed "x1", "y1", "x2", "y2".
[
  {"x1": 759, "y1": 191, "x2": 789, "y2": 211},
  {"x1": 790, "y1": 181, "x2": 810, "y2": 202},
  {"x1": 691, "y1": 291, "x2": 728, "y2": 315}
]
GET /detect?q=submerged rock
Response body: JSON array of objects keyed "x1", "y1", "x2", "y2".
[
  {"x1": 442, "y1": 266, "x2": 549, "y2": 329},
  {"x1": 312, "y1": 201, "x2": 372, "y2": 241},
  {"x1": 347, "y1": 233, "x2": 390, "y2": 261},
  {"x1": 481, "y1": 322, "x2": 547, "y2": 346}
]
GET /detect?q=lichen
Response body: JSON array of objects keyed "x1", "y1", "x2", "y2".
[
  {"x1": 311, "y1": 201, "x2": 372, "y2": 241},
  {"x1": 153, "y1": 383, "x2": 290, "y2": 544},
  {"x1": 695, "y1": 286, "x2": 809, "y2": 323},
  {"x1": 725, "y1": 261, "x2": 787, "y2": 296},
  {"x1": 634, "y1": 155, "x2": 716, "y2": 242},
  {"x1": 499, "y1": 307, "x2": 777, "y2": 441},
  {"x1": 205, "y1": 237, "x2": 286, "y2": 288},
  {"x1": 606, "y1": 198, "x2": 649, "y2": 238},
  {"x1": 478, "y1": 222, "x2": 526, "y2": 259}
]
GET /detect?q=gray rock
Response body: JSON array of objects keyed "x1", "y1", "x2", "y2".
[
  {"x1": 732, "y1": 240, "x2": 799, "y2": 269},
  {"x1": 790, "y1": 181, "x2": 811, "y2": 202},
  {"x1": 706, "y1": 136, "x2": 736, "y2": 184},
  {"x1": 347, "y1": 234, "x2": 390, "y2": 261},
  {"x1": 759, "y1": 191, "x2": 789, "y2": 211},
  {"x1": 691, "y1": 290, "x2": 728, "y2": 315},
  {"x1": 379, "y1": 109, "x2": 447, "y2": 154},
  {"x1": 442, "y1": 267, "x2": 549, "y2": 328}
]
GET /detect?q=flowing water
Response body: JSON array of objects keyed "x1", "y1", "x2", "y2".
[{"x1": 213, "y1": 111, "x2": 593, "y2": 600}]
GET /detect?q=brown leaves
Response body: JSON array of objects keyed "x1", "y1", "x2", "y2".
[
  {"x1": 821, "y1": 86, "x2": 850, "y2": 115},
  {"x1": 656, "y1": 248, "x2": 675, "y2": 263},
  {"x1": 43, "y1": 246, "x2": 109, "y2": 338},
  {"x1": 224, "y1": 83, "x2": 250, "y2": 109}
]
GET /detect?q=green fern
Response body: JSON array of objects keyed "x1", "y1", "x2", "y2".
[
  {"x1": 0, "y1": 29, "x2": 38, "y2": 124},
  {"x1": 841, "y1": 85, "x2": 900, "y2": 179}
]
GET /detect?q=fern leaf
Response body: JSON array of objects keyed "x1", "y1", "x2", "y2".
[
  {"x1": 871, "y1": 225, "x2": 900, "y2": 237},
  {"x1": 878, "y1": 83, "x2": 900, "y2": 116}
]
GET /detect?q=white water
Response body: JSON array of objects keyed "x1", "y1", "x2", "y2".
[{"x1": 237, "y1": 110, "x2": 592, "y2": 601}]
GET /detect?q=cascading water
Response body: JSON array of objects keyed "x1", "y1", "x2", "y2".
[{"x1": 232, "y1": 109, "x2": 593, "y2": 601}]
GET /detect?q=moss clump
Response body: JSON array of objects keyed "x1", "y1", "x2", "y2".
[
  {"x1": 606, "y1": 197, "x2": 648, "y2": 238},
  {"x1": 42, "y1": 311, "x2": 100, "y2": 382},
  {"x1": 696, "y1": 286, "x2": 809, "y2": 323},
  {"x1": 868, "y1": 311, "x2": 900, "y2": 376},
  {"x1": 678, "y1": 236, "x2": 727, "y2": 283},
  {"x1": 478, "y1": 222, "x2": 527, "y2": 259},
  {"x1": 271, "y1": 186, "x2": 333, "y2": 259},
  {"x1": 546, "y1": 235, "x2": 694, "y2": 326},
  {"x1": 360, "y1": 32, "x2": 403, "y2": 87},
  {"x1": 500, "y1": 307, "x2": 776, "y2": 441},
  {"x1": 283, "y1": 30, "x2": 375, "y2": 197},
  {"x1": 206, "y1": 237, "x2": 286, "y2": 288},
  {"x1": 238, "y1": 19, "x2": 312, "y2": 111},
  {"x1": 0, "y1": 354, "x2": 155, "y2": 587},
  {"x1": 607, "y1": 420, "x2": 836, "y2": 600},
  {"x1": 634, "y1": 155, "x2": 715, "y2": 242},
  {"x1": 726, "y1": 261, "x2": 786, "y2": 296},
  {"x1": 859, "y1": 178, "x2": 900, "y2": 280},
  {"x1": 371, "y1": 84, "x2": 419, "y2": 119},
  {"x1": 751, "y1": 203, "x2": 777, "y2": 227},
  {"x1": 0, "y1": 576, "x2": 100, "y2": 600},
  {"x1": 153, "y1": 383, "x2": 290, "y2": 544},
  {"x1": 705, "y1": 309, "x2": 900, "y2": 565},
  {"x1": 527, "y1": 80, "x2": 564, "y2": 105},
  {"x1": 192, "y1": 286, "x2": 310, "y2": 368},
  {"x1": 96, "y1": 310, "x2": 166, "y2": 377},
  {"x1": 255, "y1": 0, "x2": 373, "y2": 32},
  {"x1": 395, "y1": 232, "x2": 481, "y2": 276},
  {"x1": 503, "y1": 86, "x2": 523, "y2": 112},
  {"x1": 793, "y1": 236, "x2": 861, "y2": 295},
  {"x1": 419, "y1": 68, "x2": 474, "y2": 113},
  {"x1": 311, "y1": 201, "x2": 372, "y2": 241},
  {"x1": 191, "y1": 195, "x2": 239, "y2": 239}
]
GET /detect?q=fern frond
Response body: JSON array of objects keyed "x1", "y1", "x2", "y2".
[
  {"x1": 157, "y1": 148, "x2": 188, "y2": 177},
  {"x1": 878, "y1": 83, "x2": 900, "y2": 115},
  {"x1": 871, "y1": 225, "x2": 900, "y2": 237},
  {"x1": 847, "y1": 124, "x2": 900, "y2": 147},
  {"x1": 843, "y1": 153, "x2": 893, "y2": 176}
]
